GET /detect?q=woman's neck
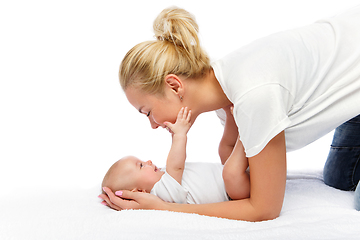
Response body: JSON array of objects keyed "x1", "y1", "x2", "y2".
[{"x1": 185, "y1": 69, "x2": 232, "y2": 115}]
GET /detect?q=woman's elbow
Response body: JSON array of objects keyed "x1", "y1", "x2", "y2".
[
  {"x1": 253, "y1": 207, "x2": 281, "y2": 222},
  {"x1": 257, "y1": 211, "x2": 280, "y2": 221}
]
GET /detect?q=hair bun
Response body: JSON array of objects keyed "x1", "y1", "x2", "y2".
[
  {"x1": 119, "y1": 7, "x2": 210, "y2": 95},
  {"x1": 153, "y1": 6, "x2": 199, "y2": 48}
]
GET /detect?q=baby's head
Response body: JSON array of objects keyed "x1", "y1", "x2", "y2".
[{"x1": 102, "y1": 155, "x2": 164, "y2": 194}]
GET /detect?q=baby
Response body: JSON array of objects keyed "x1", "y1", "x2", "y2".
[{"x1": 101, "y1": 107, "x2": 250, "y2": 204}]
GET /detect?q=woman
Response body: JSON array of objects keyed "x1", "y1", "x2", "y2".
[{"x1": 100, "y1": 6, "x2": 360, "y2": 221}]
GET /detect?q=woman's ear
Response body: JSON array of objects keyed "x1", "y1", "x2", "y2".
[{"x1": 165, "y1": 74, "x2": 184, "y2": 97}]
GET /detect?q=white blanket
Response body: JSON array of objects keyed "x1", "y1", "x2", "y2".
[
  {"x1": 1, "y1": 170, "x2": 359, "y2": 240},
  {"x1": 1, "y1": 1, "x2": 360, "y2": 239}
]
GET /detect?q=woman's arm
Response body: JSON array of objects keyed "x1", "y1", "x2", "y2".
[
  {"x1": 163, "y1": 107, "x2": 192, "y2": 184},
  {"x1": 102, "y1": 131, "x2": 287, "y2": 221},
  {"x1": 218, "y1": 105, "x2": 239, "y2": 164}
]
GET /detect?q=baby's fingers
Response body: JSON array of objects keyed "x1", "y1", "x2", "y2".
[
  {"x1": 180, "y1": 107, "x2": 191, "y2": 124},
  {"x1": 182, "y1": 107, "x2": 188, "y2": 117},
  {"x1": 163, "y1": 121, "x2": 174, "y2": 134},
  {"x1": 185, "y1": 108, "x2": 191, "y2": 122},
  {"x1": 177, "y1": 107, "x2": 185, "y2": 119},
  {"x1": 179, "y1": 107, "x2": 191, "y2": 119}
]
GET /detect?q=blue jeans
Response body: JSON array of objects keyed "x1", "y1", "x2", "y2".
[{"x1": 323, "y1": 114, "x2": 360, "y2": 191}]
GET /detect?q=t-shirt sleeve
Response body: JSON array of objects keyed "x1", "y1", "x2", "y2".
[
  {"x1": 234, "y1": 84, "x2": 292, "y2": 157},
  {"x1": 215, "y1": 108, "x2": 226, "y2": 126},
  {"x1": 150, "y1": 171, "x2": 188, "y2": 203}
]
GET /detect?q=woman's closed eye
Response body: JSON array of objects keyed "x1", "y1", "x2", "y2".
[{"x1": 138, "y1": 108, "x2": 150, "y2": 117}]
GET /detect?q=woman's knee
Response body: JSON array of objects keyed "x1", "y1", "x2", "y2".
[
  {"x1": 323, "y1": 147, "x2": 360, "y2": 191},
  {"x1": 324, "y1": 115, "x2": 360, "y2": 190}
]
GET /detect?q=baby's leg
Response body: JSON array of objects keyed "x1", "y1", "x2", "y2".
[{"x1": 222, "y1": 139, "x2": 250, "y2": 200}]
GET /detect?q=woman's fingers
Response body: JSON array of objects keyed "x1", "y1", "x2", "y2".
[
  {"x1": 101, "y1": 187, "x2": 126, "y2": 210},
  {"x1": 101, "y1": 194, "x2": 122, "y2": 211},
  {"x1": 119, "y1": 189, "x2": 167, "y2": 210},
  {"x1": 100, "y1": 187, "x2": 167, "y2": 211},
  {"x1": 102, "y1": 187, "x2": 141, "y2": 210},
  {"x1": 98, "y1": 193, "x2": 122, "y2": 211}
]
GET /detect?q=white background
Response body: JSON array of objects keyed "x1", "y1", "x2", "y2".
[{"x1": 1, "y1": 0, "x2": 359, "y2": 193}]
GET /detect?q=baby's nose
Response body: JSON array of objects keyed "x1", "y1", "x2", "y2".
[{"x1": 146, "y1": 160, "x2": 153, "y2": 165}]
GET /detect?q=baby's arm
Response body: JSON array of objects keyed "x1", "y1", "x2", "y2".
[
  {"x1": 163, "y1": 107, "x2": 192, "y2": 184},
  {"x1": 218, "y1": 105, "x2": 239, "y2": 164},
  {"x1": 222, "y1": 137, "x2": 250, "y2": 200}
]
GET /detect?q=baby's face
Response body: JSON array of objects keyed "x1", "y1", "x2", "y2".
[{"x1": 113, "y1": 156, "x2": 164, "y2": 193}]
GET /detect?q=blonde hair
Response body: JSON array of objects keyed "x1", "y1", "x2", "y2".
[{"x1": 119, "y1": 7, "x2": 211, "y2": 95}]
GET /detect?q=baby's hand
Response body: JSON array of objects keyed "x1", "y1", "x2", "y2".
[
  {"x1": 164, "y1": 107, "x2": 192, "y2": 136},
  {"x1": 223, "y1": 104, "x2": 234, "y2": 115}
]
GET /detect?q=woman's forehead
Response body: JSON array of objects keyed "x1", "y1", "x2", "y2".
[{"x1": 125, "y1": 87, "x2": 151, "y2": 107}]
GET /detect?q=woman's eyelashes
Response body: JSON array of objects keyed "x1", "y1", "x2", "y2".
[{"x1": 146, "y1": 111, "x2": 151, "y2": 117}]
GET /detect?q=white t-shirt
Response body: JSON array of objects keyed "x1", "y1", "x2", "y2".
[
  {"x1": 150, "y1": 162, "x2": 229, "y2": 204},
  {"x1": 213, "y1": 6, "x2": 360, "y2": 157}
]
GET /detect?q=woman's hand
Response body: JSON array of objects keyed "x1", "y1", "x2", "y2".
[{"x1": 99, "y1": 187, "x2": 167, "y2": 211}]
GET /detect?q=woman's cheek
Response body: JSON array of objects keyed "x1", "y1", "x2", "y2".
[
  {"x1": 154, "y1": 105, "x2": 179, "y2": 125},
  {"x1": 158, "y1": 113, "x2": 176, "y2": 125}
]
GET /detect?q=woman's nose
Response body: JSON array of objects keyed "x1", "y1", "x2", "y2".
[{"x1": 149, "y1": 117, "x2": 160, "y2": 129}]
